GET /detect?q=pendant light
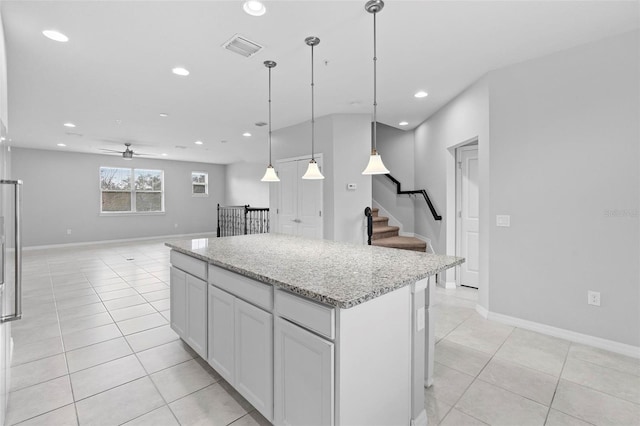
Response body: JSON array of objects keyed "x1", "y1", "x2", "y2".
[
  {"x1": 261, "y1": 60, "x2": 280, "y2": 182},
  {"x1": 362, "y1": 0, "x2": 390, "y2": 175},
  {"x1": 302, "y1": 36, "x2": 325, "y2": 180}
]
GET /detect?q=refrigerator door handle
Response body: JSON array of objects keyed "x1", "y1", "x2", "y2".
[{"x1": 0, "y1": 179, "x2": 22, "y2": 323}]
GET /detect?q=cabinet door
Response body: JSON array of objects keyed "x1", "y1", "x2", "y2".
[
  {"x1": 186, "y1": 274, "x2": 207, "y2": 359},
  {"x1": 274, "y1": 317, "x2": 334, "y2": 426},
  {"x1": 235, "y1": 298, "x2": 273, "y2": 422},
  {"x1": 170, "y1": 267, "x2": 187, "y2": 338},
  {"x1": 208, "y1": 286, "x2": 235, "y2": 384}
]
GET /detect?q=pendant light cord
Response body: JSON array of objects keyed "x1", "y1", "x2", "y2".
[
  {"x1": 311, "y1": 43, "x2": 316, "y2": 161},
  {"x1": 372, "y1": 10, "x2": 378, "y2": 154},
  {"x1": 268, "y1": 65, "x2": 272, "y2": 165}
]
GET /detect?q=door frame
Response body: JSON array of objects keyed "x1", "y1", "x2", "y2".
[
  {"x1": 272, "y1": 154, "x2": 324, "y2": 238},
  {"x1": 455, "y1": 142, "x2": 479, "y2": 288}
]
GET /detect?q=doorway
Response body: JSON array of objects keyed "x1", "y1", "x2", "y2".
[
  {"x1": 456, "y1": 144, "x2": 479, "y2": 288},
  {"x1": 274, "y1": 155, "x2": 323, "y2": 239}
]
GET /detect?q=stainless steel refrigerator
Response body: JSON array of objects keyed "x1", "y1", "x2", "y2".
[{"x1": 0, "y1": 125, "x2": 22, "y2": 425}]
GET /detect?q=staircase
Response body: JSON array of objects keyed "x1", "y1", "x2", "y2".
[{"x1": 370, "y1": 208, "x2": 427, "y2": 252}]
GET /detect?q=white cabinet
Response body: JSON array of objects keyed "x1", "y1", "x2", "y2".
[
  {"x1": 186, "y1": 274, "x2": 207, "y2": 358},
  {"x1": 170, "y1": 255, "x2": 207, "y2": 359},
  {"x1": 274, "y1": 317, "x2": 334, "y2": 426},
  {"x1": 169, "y1": 266, "x2": 187, "y2": 337},
  {"x1": 208, "y1": 285, "x2": 274, "y2": 422}
]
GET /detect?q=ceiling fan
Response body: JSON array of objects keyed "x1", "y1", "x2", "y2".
[{"x1": 100, "y1": 142, "x2": 154, "y2": 160}]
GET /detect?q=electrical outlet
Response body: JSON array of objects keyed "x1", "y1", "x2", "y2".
[
  {"x1": 587, "y1": 290, "x2": 601, "y2": 306},
  {"x1": 66, "y1": 229, "x2": 72, "y2": 235}
]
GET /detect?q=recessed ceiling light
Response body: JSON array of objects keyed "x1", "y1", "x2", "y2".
[
  {"x1": 159, "y1": 113, "x2": 169, "y2": 117},
  {"x1": 57, "y1": 143, "x2": 66, "y2": 147},
  {"x1": 63, "y1": 122, "x2": 76, "y2": 128},
  {"x1": 242, "y1": 132, "x2": 251, "y2": 137},
  {"x1": 399, "y1": 121, "x2": 409, "y2": 126},
  {"x1": 243, "y1": 1, "x2": 266, "y2": 16},
  {"x1": 414, "y1": 91, "x2": 428, "y2": 98},
  {"x1": 194, "y1": 140, "x2": 203, "y2": 145},
  {"x1": 172, "y1": 67, "x2": 190, "y2": 76},
  {"x1": 42, "y1": 30, "x2": 69, "y2": 42},
  {"x1": 161, "y1": 153, "x2": 168, "y2": 156}
]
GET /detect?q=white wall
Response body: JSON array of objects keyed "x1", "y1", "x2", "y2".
[
  {"x1": 225, "y1": 162, "x2": 269, "y2": 207},
  {"x1": 270, "y1": 113, "x2": 372, "y2": 244},
  {"x1": 11, "y1": 148, "x2": 225, "y2": 247},
  {"x1": 487, "y1": 31, "x2": 639, "y2": 347},
  {"x1": 373, "y1": 124, "x2": 415, "y2": 234}
]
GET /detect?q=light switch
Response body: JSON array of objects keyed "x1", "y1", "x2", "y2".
[
  {"x1": 496, "y1": 215, "x2": 511, "y2": 227},
  {"x1": 347, "y1": 183, "x2": 357, "y2": 190}
]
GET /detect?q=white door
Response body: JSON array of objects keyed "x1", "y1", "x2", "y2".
[
  {"x1": 457, "y1": 146, "x2": 479, "y2": 288},
  {"x1": 276, "y1": 157, "x2": 323, "y2": 239}
]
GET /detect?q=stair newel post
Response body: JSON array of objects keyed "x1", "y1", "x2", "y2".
[
  {"x1": 244, "y1": 205, "x2": 250, "y2": 235},
  {"x1": 217, "y1": 203, "x2": 221, "y2": 237},
  {"x1": 364, "y1": 207, "x2": 373, "y2": 245}
]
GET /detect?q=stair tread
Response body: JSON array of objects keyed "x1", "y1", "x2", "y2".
[
  {"x1": 371, "y1": 225, "x2": 399, "y2": 234},
  {"x1": 372, "y1": 216, "x2": 388, "y2": 223},
  {"x1": 372, "y1": 236, "x2": 427, "y2": 248}
]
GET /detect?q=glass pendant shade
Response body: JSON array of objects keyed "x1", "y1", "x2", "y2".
[
  {"x1": 362, "y1": 149, "x2": 389, "y2": 175},
  {"x1": 261, "y1": 165, "x2": 280, "y2": 182},
  {"x1": 302, "y1": 160, "x2": 324, "y2": 180}
]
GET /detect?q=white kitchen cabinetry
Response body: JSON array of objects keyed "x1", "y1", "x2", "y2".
[
  {"x1": 169, "y1": 251, "x2": 208, "y2": 359},
  {"x1": 207, "y1": 285, "x2": 235, "y2": 384},
  {"x1": 274, "y1": 317, "x2": 334, "y2": 426}
]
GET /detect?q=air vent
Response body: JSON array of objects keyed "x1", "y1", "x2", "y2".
[
  {"x1": 223, "y1": 34, "x2": 263, "y2": 58},
  {"x1": 255, "y1": 122, "x2": 267, "y2": 127}
]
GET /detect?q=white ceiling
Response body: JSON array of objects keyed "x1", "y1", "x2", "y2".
[{"x1": 2, "y1": 0, "x2": 638, "y2": 164}]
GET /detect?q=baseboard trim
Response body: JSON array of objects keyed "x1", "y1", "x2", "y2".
[
  {"x1": 372, "y1": 200, "x2": 406, "y2": 235},
  {"x1": 24, "y1": 231, "x2": 218, "y2": 251},
  {"x1": 444, "y1": 281, "x2": 457, "y2": 289},
  {"x1": 414, "y1": 233, "x2": 435, "y2": 254},
  {"x1": 485, "y1": 310, "x2": 640, "y2": 359}
]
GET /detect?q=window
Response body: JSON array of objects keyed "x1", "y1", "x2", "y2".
[
  {"x1": 192, "y1": 171, "x2": 208, "y2": 196},
  {"x1": 100, "y1": 167, "x2": 164, "y2": 213}
]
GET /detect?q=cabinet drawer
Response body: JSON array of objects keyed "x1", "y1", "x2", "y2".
[
  {"x1": 209, "y1": 265, "x2": 273, "y2": 311},
  {"x1": 170, "y1": 250, "x2": 207, "y2": 280},
  {"x1": 275, "y1": 290, "x2": 335, "y2": 340}
]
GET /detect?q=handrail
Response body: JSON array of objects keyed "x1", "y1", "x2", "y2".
[
  {"x1": 383, "y1": 174, "x2": 442, "y2": 221},
  {"x1": 217, "y1": 204, "x2": 270, "y2": 237},
  {"x1": 364, "y1": 207, "x2": 373, "y2": 245}
]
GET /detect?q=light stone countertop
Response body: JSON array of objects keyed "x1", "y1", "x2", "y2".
[{"x1": 166, "y1": 233, "x2": 464, "y2": 309}]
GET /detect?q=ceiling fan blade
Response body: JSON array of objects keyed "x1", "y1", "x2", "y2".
[{"x1": 99, "y1": 148, "x2": 123, "y2": 153}]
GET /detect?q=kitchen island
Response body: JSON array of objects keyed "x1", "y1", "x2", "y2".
[{"x1": 166, "y1": 234, "x2": 462, "y2": 426}]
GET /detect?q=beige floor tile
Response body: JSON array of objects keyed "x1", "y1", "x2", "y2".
[
  {"x1": 98, "y1": 287, "x2": 140, "y2": 301},
  {"x1": 66, "y1": 337, "x2": 132, "y2": 373},
  {"x1": 137, "y1": 340, "x2": 195, "y2": 374},
  {"x1": 544, "y1": 409, "x2": 594, "y2": 426},
  {"x1": 435, "y1": 339, "x2": 491, "y2": 376},
  {"x1": 568, "y1": 343, "x2": 640, "y2": 377},
  {"x1": 75, "y1": 377, "x2": 165, "y2": 425},
  {"x1": 57, "y1": 302, "x2": 107, "y2": 321},
  {"x1": 150, "y1": 299, "x2": 170, "y2": 311},
  {"x1": 143, "y1": 289, "x2": 170, "y2": 302},
  {"x1": 552, "y1": 379, "x2": 640, "y2": 425},
  {"x1": 70, "y1": 354, "x2": 147, "y2": 400},
  {"x1": 117, "y1": 312, "x2": 168, "y2": 335},
  {"x1": 55, "y1": 294, "x2": 102, "y2": 310},
  {"x1": 103, "y1": 294, "x2": 148, "y2": 310},
  {"x1": 229, "y1": 410, "x2": 272, "y2": 426},
  {"x1": 12, "y1": 322, "x2": 61, "y2": 346},
  {"x1": 125, "y1": 324, "x2": 179, "y2": 352},
  {"x1": 6, "y1": 376, "x2": 74, "y2": 425},
  {"x1": 444, "y1": 315, "x2": 514, "y2": 355},
  {"x1": 151, "y1": 359, "x2": 219, "y2": 402},
  {"x1": 13, "y1": 404, "x2": 77, "y2": 426},
  {"x1": 159, "y1": 309, "x2": 171, "y2": 321},
  {"x1": 424, "y1": 390, "x2": 453, "y2": 425},
  {"x1": 11, "y1": 336, "x2": 64, "y2": 367},
  {"x1": 59, "y1": 311, "x2": 114, "y2": 336},
  {"x1": 109, "y1": 303, "x2": 157, "y2": 322},
  {"x1": 495, "y1": 328, "x2": 570, "y2": 376},
  {"x1": 434, "y1": 304, "x2": 476, "y2": 341},
  {"x1": 562, "y1": 357, "x2": 640, "y2": 404},
  {"x1": 425, "y1": 362, "x2": 475, "y2": 406},
  {"x1": 123, "y1": 406, "x2": 179, "y2": 426},
  {"x1": 10, "y1": 354, "x2": 68, "y2": 391},
  {"x1": 53, "y1": 287, "x2": 96, "y2": 300},
  {"x1": 440, "y1": 408, "x2": 488, "y2": 426},
  {"x1": 62, "y1": 323, "x2": 122, "y2": 351},
  {"x1": 93, "y1": 282, "x2": 132, "y2": 294},
  {"x1": 133, "y1": 282, "x2": 168, "y2": 294},
  {"x1": 478, "y1": 358, "x2": 558, "y2": 406},
  {"x1": 455, "y1": 380, "x2": 548, "y2": 426},
  {"x1": 169, "y1": 381, "x2": 254, "y2": 426}
]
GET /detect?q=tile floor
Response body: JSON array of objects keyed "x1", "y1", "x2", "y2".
[{"x1": 5, "y1": 238, "x2": 640, "y2": 425}]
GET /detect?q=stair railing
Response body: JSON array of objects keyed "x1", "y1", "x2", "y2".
[
  {"x1": 382, "y1": 174, "x2": 442, "y2": 221},
  {"x1": 364, "y1": 207, "x2": 373, "y2": 245},
  {"x1": 217, "y1": 204, "x2": 270, "y2": 237}
]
